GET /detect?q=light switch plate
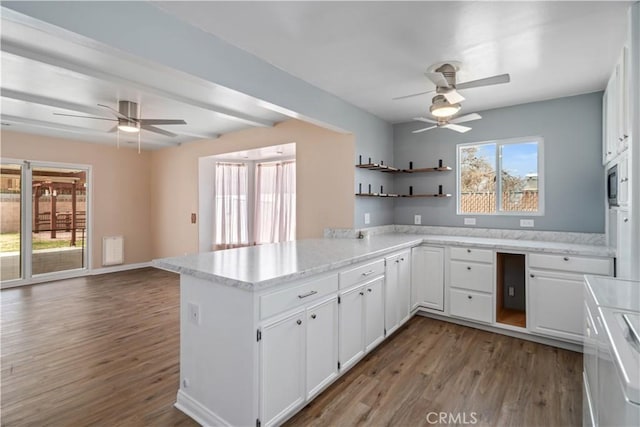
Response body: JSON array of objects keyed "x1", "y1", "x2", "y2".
[
  {"x1": 464, "y1": 218, "x2": 476, "y2": 225},
  {"x1": 520, "y1": 219, "x2": 534, "y2": 227},
  {"x1": 414, "y1": 214, "x2": 421, "y2": 225},
  {"x1": 364, "y1": 213, "x2": 370, "y2": 225}
]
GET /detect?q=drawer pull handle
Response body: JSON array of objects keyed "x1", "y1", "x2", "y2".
[
  {"x1": 298, "y1": 290, "x2": 318, "y2": 299},
  {"x1": 361, "y1": 270, "x2": 375, "y2": 276},
  {"x1": 467, "y1": 249, "x2": 471, "y2": 253},
  {"x1": 467, "y1": 266, "x2": 471, "y2": 270},
  {"x1": 367, "y1": 288, "x2": 372, "y2": 292},
  {"x1": 467, "y1": 295, "x2": 473, "y2": 299},
  {"x1": 311, "y1": 314, "x2": 317, "y2": 319},
  {"x1": 563, "y1": 257, "x2": 569, "y2": 261},
  {"x1": 530, "y1": 274, "x2": 535, "y2": 278},
  {"x1": 296, "y1": 319, "x2": 302, "y2": 325},
  {"x1": 400, "y1": 258, "x2": 405, "y2": 261}
]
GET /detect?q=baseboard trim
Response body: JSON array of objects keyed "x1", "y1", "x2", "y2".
[
  {"x1": 415, "y1": 310, "x2": 582, "y2": 353},
  {"x1": 175, "y1": 389, "x2": 232, "y2": 427},
  {"x1": 90, "y1": 262, "x2": 152, "y2": 275}
]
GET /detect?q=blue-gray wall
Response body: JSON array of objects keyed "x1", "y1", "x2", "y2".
[
  {"x1": 393, "y1": 92, "x2": 605, "y2": 232},
  {"x1": 3, "y1": 1, "x2": 395, "y2": 229}
]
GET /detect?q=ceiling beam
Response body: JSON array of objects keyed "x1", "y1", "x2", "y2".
[
  {"x1": 0, "y1": 114, "x2": 179, "y2": 148},
  {"x1": 1, "y1": 41, "x2": 275, "y2": 129},
  {"x1": 1, "y1": 88, "x2": 107, "y2": 117}
]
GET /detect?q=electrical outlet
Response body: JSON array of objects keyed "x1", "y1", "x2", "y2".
[
  {"x1": 464, "y1": 218, "x2": 476, "y2": 225},
  {"x1": 364, "y1": 213, "x2": 370, "y2": 225},
  {"x1": 188, "y1": 302, "x2": 200, "y2": 325},
  {"x1": 520, "y1": 219, "x2": 534, "y2": 227},
  {"x1": 414, "y1": 214, "x2": 421, "y2": 225},
  {"x1": 508, "y1": 286, "x2": 515, "y2": 297}
]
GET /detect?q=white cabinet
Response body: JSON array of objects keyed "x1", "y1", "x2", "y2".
[
  {"x1": 447, "y1": 247, "x2": 494, "y2": 324},
  {"x1": 528, "y1": 271, "x2": 584, "y2": 342},
  {"x1": 411, "y1": 246, "x2": 444, "y2": 311},
  {"x1": 618, "y1": 154, "x2": 630, "y2": 206},
  {"x1": 339, "y1": 275, "x2": 385, "y2": 371},
  {"x1": 364, "y1": 277, "x2": 385, "y2": 351},
  {"x1": 385, "y1": 251, "x2": 411, "y2": 335},
  {"x1": 603, "y1": 45, "x2": 630, "y2": 164},
  {"x1": 528, "y1": 254, "x2": 613, "y2": 342},
  {"x1": 305, "y1": 297, "x2": 339, "y2": 400},
  {"x1": 260, "y1": 310, "x2": 306, "y2": 427},
  {"x1": 616, "y1": 208, "x2": 632, "y2": 279},
  {"x1": 338, "y1": 285, "x2": 365, "y2": 371}
]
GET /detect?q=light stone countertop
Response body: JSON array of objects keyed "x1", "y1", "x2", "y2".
[{"x1": 153, "y1": 233, "x2": 614, "y2": 291}]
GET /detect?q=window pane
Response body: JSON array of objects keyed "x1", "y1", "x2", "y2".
[
  {"x1": 459, "y1": 143, "x2": 496, "y2": 214},
  {"x1": 1, "y1": 164, "x2": 22, "y2": 280},
  {"x1": 500, "y1": 142, "x2": 538, "y2": 212}
]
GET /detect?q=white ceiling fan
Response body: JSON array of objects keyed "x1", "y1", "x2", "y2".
[
  {"x1": 412, "y1": 113, "x2": 482, "y2": 134},
  {"x1": 393, "y1": 62, "x2": 511, "y2": 105}
]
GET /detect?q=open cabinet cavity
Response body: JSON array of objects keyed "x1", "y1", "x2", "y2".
[{"x1": 496, "y1": 252, "x2": 526, "y2": 327}]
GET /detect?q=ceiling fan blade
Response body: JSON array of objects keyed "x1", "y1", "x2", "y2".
[
  {"x1": 456, "y1": 73, "x2": 510, "y2": 90},
  {"x1": 141, "y1": 124, "x2": 177, "y2": 137},
  {"x1": 450, "y1": 113, "x2": 482, "y2": 124},
  {"x1": 53, "y1": 113, "x2": 116, "y2": 121},
  {"x1": 97, "y1": 103, "x2": 129, "y2": 120},
  {"x1": 426, "y1": 72, "x2": 450, "y2": 88},
  {"x1": 412, "y1": 125, "x2": 437, "y2": 134},
  {"x1": 413, "y1": 117, "x2": 438, "y2": 124},
  {"x1": 392, "y1": 89, "x2": 435, "y2": 100},
  {"x1": 443, "y1": 123, "x2": 472, "y2": 133},
  {"x1": 442, "y1": 89, "x2": 465, "y2": 104},
  {"x1": 138, "y1": 119, "x2": 187, "y2": 125}
]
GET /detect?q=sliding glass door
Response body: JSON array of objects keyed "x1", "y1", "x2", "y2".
[
  {"x1": 0, "y1": 160, "x2": 90, "y2": 286},
  {"x1": 0, "y1": 163, "x2": 23, "y2": 281}
]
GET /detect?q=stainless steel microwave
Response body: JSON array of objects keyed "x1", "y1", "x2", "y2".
[{"x1": 608, "y1": 164, "x2": 618, "y2": 206}]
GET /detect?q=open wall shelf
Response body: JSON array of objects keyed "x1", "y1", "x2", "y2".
[
  {"x1": 355, "y1": 193, "x2": 400, "y2": 198},
  {"x1": 402, "y1": 193, "x2": 452, "y2": 198},
  {"x1": 355, "y1": 163, "x2": 399, "y2": 172},
  {"x1": 356, "y1": 193, "x2": 451, "y2": 198},
  {"x1": 402, "y1": 166, "x2": 452, "y2": 173}
]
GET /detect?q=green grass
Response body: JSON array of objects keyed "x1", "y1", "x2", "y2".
[{"x1": 0, "y1": 233, "x2": 78, "y2": 252}]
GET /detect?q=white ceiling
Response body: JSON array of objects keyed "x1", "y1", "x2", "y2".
[
  {"x1": 0, "y1": 9, "x2": 291, "y2": 150},
  {"x1": 1, "y1": 2, "x2": 631, "y2": 150},
  {"x1": 155, "y1": 1, "x2": 630, "y2": 123}
]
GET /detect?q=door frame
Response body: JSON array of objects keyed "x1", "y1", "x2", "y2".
[{"x1": 0, "y1": 157, "x2": 92, "y2": 288}]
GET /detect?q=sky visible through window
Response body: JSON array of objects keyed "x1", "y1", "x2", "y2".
[{"x1": 501, "y1": 142, "x2": 538, "y2": 180}]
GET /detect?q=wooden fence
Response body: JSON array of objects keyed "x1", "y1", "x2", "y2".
[{"x1": 461, "y1": 191, "x2": 538, "y2": 213}]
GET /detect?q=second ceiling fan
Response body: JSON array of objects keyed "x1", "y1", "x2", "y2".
[{"x1": 412, "y1": 113, "x2": 482, "y2": 134}]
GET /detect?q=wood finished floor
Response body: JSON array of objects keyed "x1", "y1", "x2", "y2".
[{"x1": 1, "y1": 268, "x2": 582, "y2": 427}]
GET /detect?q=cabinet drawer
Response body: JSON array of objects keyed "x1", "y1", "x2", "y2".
[
  {"x1": 449, "y1": 289, "x2": 492, "y2": 324},
  {"x1": 449, "y1": 260, "x2": 493, "y2": 293},
  {"x1": 339, "y1": 259, "x2": 385, "y2": 289},
  {"x1": 261, "y1": 274, "x2": 338, "y2": 319},
  {"x1": 450, "y1": 247, "x2": 493, "y2": 263},
  {"x1": 529, "y1": 253, "x2": 612, "y2": 276}
]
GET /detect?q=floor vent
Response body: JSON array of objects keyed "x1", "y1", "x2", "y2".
[{"x1": 102, "y1": 236, "x2": 124, "y2": 266}]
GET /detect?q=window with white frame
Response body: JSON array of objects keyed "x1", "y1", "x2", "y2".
[{"x1": 457, "y1": 137, "x2": 543, "y2": 215}]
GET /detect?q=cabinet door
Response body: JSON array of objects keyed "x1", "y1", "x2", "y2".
[
  {"x1": 616, "y1": 208, "x2": 631, "y2": 279},
  {"x1": 260, "y1": 310, "x2": 305, "y2": 427},
  {"x1": 411, "y1": 246, "x2": 444, "y2": 311},
  {"x1": 397, "y1": 253, "x2": 411, "y2": 325},
  {"x1": 306, "y1": 297, "x2": 339, "y2": 399},
  {"x1": 603, "y1": 76, "x2": 617, "y2": 164},
  {"x1": 618, "y1": 155, "x2": 629, "y2": 206},
  {"x1": 339, "y1": 286, "x2": 365, "y2": 371},
  {"x1": 384, "y1": 255, "x2": 400, "y2": 335},
  {"x1": 616, "y1": 46, "x2": 629, "y2": 153},
  {"x1": 364, "y1": 277, "x2": 385, "y2": 352},
  {"x1": 528, "y1": 271, "x2": 583, "y2": 342}
]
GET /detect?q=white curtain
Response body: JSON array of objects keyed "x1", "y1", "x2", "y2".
[
  {"x1": 214, "y1": 162, "x2": 248, "y2": 250},
  {"x1": 254, "y1": 160, "x2": 296, "y2": 244}
]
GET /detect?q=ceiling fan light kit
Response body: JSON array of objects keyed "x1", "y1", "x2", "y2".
[
  {"x1": 117, "y1": 118, "x2": 140, "y2": 133},
  {"x1": 429, "y1": 95, "x2": 461, "y2": 118}
]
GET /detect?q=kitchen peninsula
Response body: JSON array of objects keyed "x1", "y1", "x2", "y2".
[{"x1": 154, "y1": 231, "x2": 613, "y2": 427}]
